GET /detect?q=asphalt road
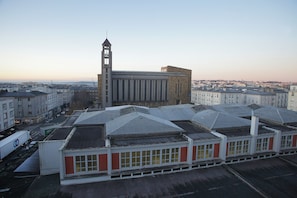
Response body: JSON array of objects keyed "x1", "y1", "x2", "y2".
[{"x1": 0, "y1": 115, "x2": 67, "y2": 198}]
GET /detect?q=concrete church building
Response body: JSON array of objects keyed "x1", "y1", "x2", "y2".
[
  {"x1": 97, "y1": 39, "x2": 192, "y2": 108},
  {"x1": 38, "y1": 104, "x2": 297, "y2": 185}
]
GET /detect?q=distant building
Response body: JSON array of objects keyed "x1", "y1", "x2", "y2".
[
  {"x1": 0, "y1": 91, "x2": 47, "y2": 124},
  {"x1": 192, "y1": 88, "x2": 287, "y2": 108},
  {"x1": 0, "y1": 98, "x2": 15, "y2": 132},
  {"x1": 288, "y1": 85, "x2": 297, "y2": 112},
  {"x1": 97, "y1": 39, "x2": 192, "y2": 108},
  {"x1": 38, "y1": 103, "x2": 297, "y2": 185}
]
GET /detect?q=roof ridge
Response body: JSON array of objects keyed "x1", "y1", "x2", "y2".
[
  {"x1": 210, "y1": 111, "x2": 220, "y2": 129},
  {"x1": 276, "y1": 108, "x2": 285, "y2": 124}
]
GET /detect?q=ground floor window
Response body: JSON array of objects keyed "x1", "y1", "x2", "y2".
[
  {"x1": 75, "y1": 154, "x2": 98, "y2": 173},
  {"x1": 227, "y1": 140, "x2": 250, "y2": 156},
  {"x1": 281, "y1": 135, "x2": 292, "y2": 149},
  {"x1": 197, "y1": 144, "x2": 213, "y2": 160},
  {"x1": 256, "y1": 137, "x2": 269, "y2": 152},
  {"x1": 121, "y1": 152, "x2": 130, "y2": 168},
  {"x1": 120, "y1": 147, "x2": 180, "y2": 169}
]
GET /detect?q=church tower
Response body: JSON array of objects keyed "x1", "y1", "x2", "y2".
[{"x1": 101, "y1": 39, "x2": 112, "y2": 108}]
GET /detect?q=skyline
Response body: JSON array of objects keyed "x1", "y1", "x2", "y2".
[{"x1": 0, "y1": 0, "x2": 297, "y2": 82}]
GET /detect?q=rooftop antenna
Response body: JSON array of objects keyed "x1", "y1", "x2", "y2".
[{"x1": 106, "y1": 30, "x2": 108, "y2": 39}]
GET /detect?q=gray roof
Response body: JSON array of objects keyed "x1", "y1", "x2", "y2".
[
  {"x1": 173, "y1": 121, "x2": 219, "y2": 140},
  {"x1": 191, "y1": 109, "x2": 251, "y2": 130},
  {"x1": 65, "y1": 126, "x2": 105, "y2": 149},
  {"x1": 211, "y1": 104, "x2": 253, "y2": 117},
  {"x1": 0, "y1": 91, "x2": 47, "y2": 97},
  {"x1": 74, "y1": 110, "x2": 120, "y2": 126},
  {"x1": 150, "y1": 104, "x2": 195, "y2": 121},
  {"x1": 111, "y1": 134, "x2": 186, "y2": 147},
  {"x1": 47, "y1": 128, "x2": 73, "y2": 140},
  {"x1": 106, "y1": 112, "x2": 184, "y2": 137},
  {"x1": 255, "y1": 106, "x2": 297, "y2": 125}
]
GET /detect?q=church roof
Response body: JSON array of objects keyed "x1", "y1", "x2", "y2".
[{"x1": 102, "y1": 38, "x2": 111, "y2": 46}]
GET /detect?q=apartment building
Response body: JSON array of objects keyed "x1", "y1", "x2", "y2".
[
  {"x1": 0, "y1": 98, "x2": 15, "y2": 132},
  {"x1": 288, "y1": 85, "x2": 297, "y2": 112},
  {"x1": 0, "y1": 91, "x2": 47, "y2": 124},
  {"x1": 192, "y1": 88, "x2": 287, "y2": 108}
]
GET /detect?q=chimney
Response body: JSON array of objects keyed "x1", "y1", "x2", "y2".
[{"x1": 250, "y1": 111, "x2": 259, "y2": 136}]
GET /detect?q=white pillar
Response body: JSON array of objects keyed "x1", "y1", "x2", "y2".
[
  {"x1": 183, "y1": 134, "x2": 193, "y2": 166},
  {"x1": 211, "y1": 131, "x2": 227, "y2": 162},
  {"x1": 264, "y1": 126, "x2": 281, "y2": 154},
  {"x1": 106, "y1": 138, "x2": 112, "y2": 175},
  {"x1": 250, "y1": 115, "x2": 259, "y2": 155}
]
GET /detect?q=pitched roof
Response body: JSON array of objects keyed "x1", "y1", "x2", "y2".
[
  {"x1": 191, "y1": 109, "x2": 251, "y2": 130},
  {"x1": 150, "y1": 104, "x2": 195, "y2": 121},
  {"x1": 102, "y1": 38, "x2": 111, "y2": 46},
  {"x1": 106, "y1": 112, "x2": 184, "y2": 137},
  {"x1": 255, "y1": 106, "x2": 297, "y2": 125},
  {"x1": 74, "y1": 110, "x2": 120, "y2": 125}
]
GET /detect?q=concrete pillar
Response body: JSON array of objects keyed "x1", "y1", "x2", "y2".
[
  {"x1": 211, "y1": 131, "x2": 227, "y2": 162},
  {"x1": 106, "y1": 139, "x2": 112, "y2": 175},
  {"x1": 264, "y1": 126, "x2": 281, "y2": 154},
  {"x1": 250, "y1": 115, "x2": 259, "y2": 155},
  {"x1": 183, "y1": 134, "x2": 193, "y2": 166}
]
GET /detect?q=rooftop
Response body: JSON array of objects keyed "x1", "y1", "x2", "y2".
[{"x1": 65, "y1": 126, "x2": 105, "y2": 149}]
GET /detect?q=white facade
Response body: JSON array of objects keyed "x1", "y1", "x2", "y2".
[
  {"x1": 192, "y1": 88, "x2": 286, "y2": 108},
  {"x1": 0, "y1": 98, "x2": 15, "y2": 132},
  {"x1": 288, "y1": 85, "x2": 297, "y2": 112},
  {"x1": 39, "y1": 140, "x2": 66, "y2": 175}
]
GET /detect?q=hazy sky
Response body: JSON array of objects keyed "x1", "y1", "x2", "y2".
[{"x1": 0, "y1": 0, "x2": 296, "y2": 82}]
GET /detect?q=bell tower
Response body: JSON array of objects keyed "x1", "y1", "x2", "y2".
[{"x1": 101, "y1": 39, "x2": 112, "y2": 108}]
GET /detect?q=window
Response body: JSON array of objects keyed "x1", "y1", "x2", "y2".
[
  {"x1": 142, "y1": 150, "x2": 150, "y2": 166},
  {"x1": 2, "y1": 103, "x2": 7, "y2": 110},
  {"x1": 162, "y1": 149, "x2": 170, "y2": 164},
  {"x1": 197, "y1": 145, "x2": 204, "y2": 159},
  {"x1": 104, "y1": 58, "x2": 109, "y2": 65},
  {"x1": 206, "y1": 144, "x2": 213, "y2": 158},
  {"x1": 256, "y1": 139, "x2": 262, "y2": 152},
  {"x1": 236, "y1": 141, "x2": 242, "y2": 154},
  {"x1": 75, "y1": 156, "x2": 86, "y2": 172},
  {"x1": 87, "y1": 155, "x2": 97, "y2": 171},
  {"x1": 243, "y1": 140, "x2": 249, "y2": 153},
  {"x1": 152, "y1": 150, "x2": 160, "y2": 165},
  {"x1": 256, "y1": 137, "x2": 271, "y2": 152},
  {"x1": 228, "y1": 142, "x2": 235, "y2": 155},
  {"x1": 281, "y1": 135, "x2": 292, "y2": 149},
  {"x1": 286, "y1": 136, "x2": 292, "y2": 147},
  {"x1": 171, "y1": 148, "x2": 179, "y2": 163},
  {"x1": 9, "y1": 102, "x2": 13, "y2": 108},
  {"x1": 3, "y1": 113, "x2": 7, "y2": 119},
  {"x1": 262, "y1": 138, "x2": 268, "y2": 151},
  {"x1": 121, "y1": 152, "x2": 130, "y2": 168},
  {"x1": 132, "y1": 151, "x2": 140, "y2": 167}
]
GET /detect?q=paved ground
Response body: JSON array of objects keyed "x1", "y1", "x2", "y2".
[{"x1": 22, "y1": 155, "x2": 297, "y2": 198}]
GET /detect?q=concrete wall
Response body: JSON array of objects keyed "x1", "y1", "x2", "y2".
[{"x1": 39, "y1": 140, "x2": 65, "y2": 175}]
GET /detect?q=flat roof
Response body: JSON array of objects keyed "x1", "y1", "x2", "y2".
[
  {"x1": 216, "y1": 126, "x2": 273, "y2": 137},
  {"x1": 47, "y1": 128, "x2": 73, "y2": 141},
  {"x1": 65, "y1": 126, "x2": 105, "y2": 149},
  {"x1": 173, "y1": 121, "x2": 219, "y2": 141},
  {"x1": 111, "y1": 134, "x2": 186, "y2": 147},
  {"x1": 57, "y1": 156, "x2": 297, "y2": 197}
]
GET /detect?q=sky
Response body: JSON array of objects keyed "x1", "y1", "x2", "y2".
[{"x1": 0, "y1": 0, "x2": 296, "y2": 82}]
